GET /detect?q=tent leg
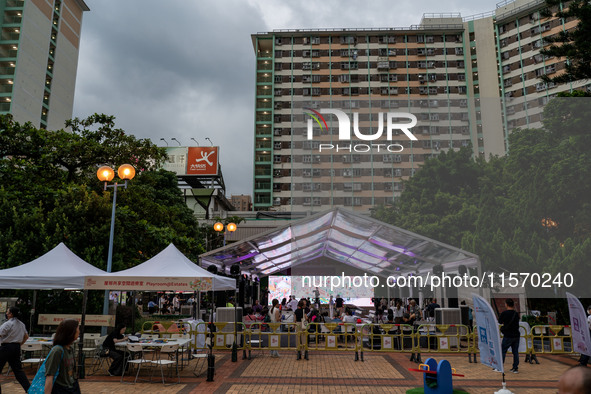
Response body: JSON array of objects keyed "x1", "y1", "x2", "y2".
[
  {"x1": 232, "y1": 290, "x2": 238, "y2": 362},
  {"x1": 30, "y1": 290, "x2": 37, "y2": 336},
  {"x1": 131, "y1": 291, "x2": 135, "y2": 334},
  {"x1": 78, "y1": 289, "x2": 88, "y2": 379},
  {"x1": 206, "y1": 289, "x2": 215, "y2": 382}
]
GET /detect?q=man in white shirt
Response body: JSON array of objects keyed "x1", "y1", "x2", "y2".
[
  {"x1": 0, "y1": 307, "x2": 30, "y2": 391},
  {"x1": 173, "y1": 294, "x2": 180, "y2": 314},
  {"x1": 286, "y1": 296, "x2": 298, "y2": 311}
]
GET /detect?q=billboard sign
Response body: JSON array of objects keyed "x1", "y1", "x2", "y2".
[{"x1": 187, "y1": 147, "x2": 219, "y2": 176}]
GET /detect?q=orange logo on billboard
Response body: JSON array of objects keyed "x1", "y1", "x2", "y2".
[{"x1": 187, "y1": 147, "x2": 218, "y2": 175}]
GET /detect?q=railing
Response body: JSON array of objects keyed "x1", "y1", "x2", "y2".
[{"x1": 132, "y1": 322, "x2": 580, "y2": 365}]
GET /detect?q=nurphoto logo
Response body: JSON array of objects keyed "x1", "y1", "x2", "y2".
[{"x1": 304, "y1": 108, "x2": 418, "y2": 153}]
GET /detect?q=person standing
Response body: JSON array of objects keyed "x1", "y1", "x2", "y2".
[
  {"x1": 498, "y1": 298, "x2": 520, "y2": 373},
  {"x1": 408, "y1": 299, "x2": 421, "y2": 321},
  {"x1": 393, "y1": 301, "x2": 404, "y2": 324},
  {"x1": 173, "y1": 294, "x2": 180, "y2": 314},
  {"x1": 268, "y1": 299, "x2": 281, "y2": 358},
  {"x1": 335, "y1": 295, "x2": 344, "y2": 316},
  {"x1": 294, "y1": 300, "x2": 308, "y2": 360},
  {"x1": 425, "y1": 298, "x2": 440, "y2": 321},
  {"x1": 286, "y1": 296, "x2": 298, "y2": 311},
  {"x1": 147, "y1": 299, "x2": 157, "y2": 314},
  {"x1": 578, "y1": 305, "x2": 591, "y2": 366},
  {"x1": 44, "y1": 319, "x2": 80, "y2": 393},
  {"x1": 252, "y1": 300, "x2": 263, "y2": 314},
  {"x1": 329, "y1": 296, "x2": 335, "y2": 319},
  {"x1": 0, "y1": 306, "x2": 30, "y2": 392},
  {"x1": 313, "y1": 288, "x2": 321, "y2": 309}
]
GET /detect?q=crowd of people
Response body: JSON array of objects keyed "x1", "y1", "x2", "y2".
[{"x1": 145, "y1": 293, "x2": 196, "y2": 315}]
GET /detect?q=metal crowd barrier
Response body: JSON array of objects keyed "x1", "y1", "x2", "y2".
[
  {"x1": 415, "y1": 324, "x2": 471, "y2": 353},
  {"x1": 359, "y1": 323, "x2": 416, "y2": 353},
  {"x1": 530, "y1": 325, "x2": 573, "y2": 356},
  {"x1": 166, "y1": 321, "x2": 580, "y2": 366},
  {"x1": 242, "y1": 321, "x2": 296, "y2": 358},
  {"x1": 306, "y1": 322, "x2": 359, "y2": 353}
]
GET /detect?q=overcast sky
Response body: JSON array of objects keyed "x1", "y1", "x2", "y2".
[{"x1": 72, "y1": 0, "x2": 502, "y2": 196}]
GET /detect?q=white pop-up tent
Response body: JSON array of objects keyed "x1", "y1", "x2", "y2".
[
  {"x1": 84, "y1": 243, "x2": 236, "y2": 291},
  {"x1": 0, "y1": 242, "x2": 106, "y2": 289}
]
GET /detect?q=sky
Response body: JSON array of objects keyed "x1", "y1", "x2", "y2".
[{"x1": 72, "y1": 0, "x2": 503, "y2": 197}]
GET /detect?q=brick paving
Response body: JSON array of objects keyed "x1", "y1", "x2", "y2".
[{"x1": 0, "y1": 350, "x2": 582, "y2": 393}]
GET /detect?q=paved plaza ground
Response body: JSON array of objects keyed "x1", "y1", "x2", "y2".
[{"x1": 0, "y1": 350, "x2": 581, "y2": 393}]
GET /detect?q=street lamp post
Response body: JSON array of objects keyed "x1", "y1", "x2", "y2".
[
  {"x1": 97, "y1": 164, "x2": 136, "y2": 335},
  {"x1": 213, "y1": 222, "x2": 239, "y2": 362}
]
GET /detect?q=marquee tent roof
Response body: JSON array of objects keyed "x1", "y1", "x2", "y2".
[
  {"x1": 0, "y1": 242, "x2": 105, "y2": 289},
  {"x1": 200, "y1": 208, "x2": 480, "y2": 278},
  {"x1": 85, "y1": 243, "x2": 236, "y2": 291}
]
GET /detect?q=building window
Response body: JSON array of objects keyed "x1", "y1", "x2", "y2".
[{"x1": 344, "y1": 197, "x2": 362, "y2": 206}]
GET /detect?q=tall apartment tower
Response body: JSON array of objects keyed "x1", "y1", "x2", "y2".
[
  {"x1": 251, "y1": 0, "x2": 591, "y2": 213},
  {"x1": 0, "y1": 0, "x2": 89, "y2": 130}
]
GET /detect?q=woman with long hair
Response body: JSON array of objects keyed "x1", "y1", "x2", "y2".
[{"x1": 44, "y1": 319, "x2": 80, "y2": 393}]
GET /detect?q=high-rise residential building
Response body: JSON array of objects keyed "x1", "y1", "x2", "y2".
[
  {"x1": 231, "y1": 194, "x2": 252, "y2": 211},
  {"x1": 251, "y1": 0, "x2": 590, "y2": 212},
  {"x1": 0, "y1": 0, "x2": 89, "y2": 130}
]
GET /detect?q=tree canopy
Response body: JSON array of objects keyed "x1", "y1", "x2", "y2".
[
  {"x1": 0, "y1": 114, "x2": 204, "y2": 272},
  {"x1": 372, "y1": 94, "x2": 591, "y2": 293},
  {"x1": 540, "y1": 0, "x2": 591, "y2": 84}
]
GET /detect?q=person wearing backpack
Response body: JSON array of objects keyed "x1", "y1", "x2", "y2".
[{"x1": 44, "y1": 319, "x2": 80, "y2": 393}]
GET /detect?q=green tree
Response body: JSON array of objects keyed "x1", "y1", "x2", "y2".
[
  {"x1": 540, "y1": 0, "x2": 591, "y2": 84},
  {"x1": 0, "y1": 114, "x2": 205, "y2": 314},
  {"x1": 372, "y1": 92, "x2": 591, "y2": 291}
]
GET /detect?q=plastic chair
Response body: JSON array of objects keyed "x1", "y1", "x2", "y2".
[
  {"x1": 88, "y1": 338, "x2": 109, "y2": 376},
  {"x1": 151, "y1": 344, "x2": 180, "y2": 385},
  {"x1": 192, "y1": 351, "x2": 208, "y2": 377},
  {"x1": 21, "y1": 343, "x2": 45, "y2": 371},
  {"x1": 121, "y1": 343, "x2": 152, "y2": 384}
]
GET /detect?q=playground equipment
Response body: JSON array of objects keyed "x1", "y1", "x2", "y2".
[{"x1": 408, "y1": 357, "x2": 467, "y2": 394}]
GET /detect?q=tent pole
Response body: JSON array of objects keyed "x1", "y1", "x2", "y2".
[
  {"x1": 206, "y1": 288, "x2": 215, "y2": 382},
  {"x1": 232, "y1": 289, "x2": 237, "y2": 362},
  {"x1": 77, "y1": 289, "x2": 88, "y2": 379},
  {"x1": 198, "y1": 291, "x2": 201, "y2": 320},
  {"x1": 131, "y1": 291, "x2": 135, "y2": 334},
  {"x1": 30, "y1": 290, "x2": 37, "y2": 336}
]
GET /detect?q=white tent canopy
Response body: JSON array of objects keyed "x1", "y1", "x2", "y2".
[
  {"x1": 201, "y1": 208, "x2": 481, "y2": 278},
  {"x1": 0, "y1": 242, "x2": 106, "y2": 290},
  {"x1": 85, "y1": 243, "x2": 236, "y2": 291}
]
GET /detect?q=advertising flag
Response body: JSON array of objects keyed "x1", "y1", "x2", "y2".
[
  {"x1": 566, "y1": 292, "x2": 591, "y2": 356},
  {"x1": 472, "y1": 294, "x2": 504, "y2": 372}
]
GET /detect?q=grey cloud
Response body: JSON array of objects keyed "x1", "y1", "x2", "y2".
[{"x1": 74, "y1": 0, "x2": 501, "y2": 197}]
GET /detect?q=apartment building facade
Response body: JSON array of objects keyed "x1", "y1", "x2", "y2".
[
  {"x1": 0, "y1": 0, "x2": 89, "y2": 130},
  {"x1": 231, "y1": 194, "x2": 252, "y2": 212},
  {"x1": 251, "y1": 0, "x2": 591, "y2": 212}
]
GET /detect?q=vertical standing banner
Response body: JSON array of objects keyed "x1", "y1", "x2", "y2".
[
  {"x1": 566, "y1": 292, "x2": 591, "y2": 357},
  {"x1": 472, "y1": 294, "x2": 504, "y2": 372}
]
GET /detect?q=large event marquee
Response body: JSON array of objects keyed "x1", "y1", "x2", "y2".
[{"x1": 200, "y1": 208, "x2": 481, "y2": 282}]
